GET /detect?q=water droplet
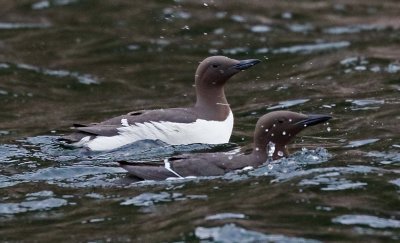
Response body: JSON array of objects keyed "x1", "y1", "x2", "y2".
[
  {"x1": 265, "y1": 129, "x2": 269, "y2": 132},
  {"x1": 273, "y1": 124, "x2": 276, "y2": 127},
  {"x1": 271, "y1": 133, "x2": 274, "y2": 137},
  {"x1": 304, "y1": 124, "x2": 307, "y2": 127},
  {"x1": 267, "y1": 142, "x2": 276, "y2": 159},
  {"x1": 255, "y1": 147, "x2": 259, "y2": 151},
  {"x1": 282, "y1": 131, "x2": 286, "y2": 135},
  {"x1": 277, "y1": 151, "x2": 284, "y2": 157},
  {"x1": 281, "y1": 12, "x2": 292, "y2": 19},
  {"x1": 327, "y1": 127, "x2": 331, "y2": 132},
  {"x1": 250, "y1": 25, "x2": 271, "y2": 33},
  {"x1": 203, "y1": 3, "x2": 208, "y2": 7},
  {"x1": 268, "y1": 164, "x2": 273, "y2": 170},
  {"x1": 213, "y1": 28, "x2": 224, "y2": 35},
  {"x1": 228, "y1": 155, "x2": 233, "y2": 160},
  {"x1": 289, "y1": 119, "x2": 292, "y2": 122}
]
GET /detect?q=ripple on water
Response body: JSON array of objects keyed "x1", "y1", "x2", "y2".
[
  {"x1": 3, "y1": 166, "x2": 125, "y2": 188},
  {"x1": 0, "y1": 144, "x2": 29, "y2": 163},
  {"x1": 272, "y1": 165, "x2": 381, "y2": 184},
  {"x1": 347, "y1": 98, "x2": 385, "y2": 111},
  {"x1": 390, "y1": 178, "x2": 400, "y2": 188},
  {"x1": 231, "y1": 15, "x2": 246, "y2": 23},
  {"x1": 195, "y1": 224, "x2": 321, "y2": 243},
  {"x1": 343, "y1": 139, "x2": 380, "y2": 148},
  {"x1": 324, "y1": 24, "x2": 386, "y2": 35},
  {"x1": 0, "y1": 190, "x2": 68, "y2": 215},
  {"x1": 85, "y1": 193, "x2": 105, "y2": 199},
  {"x1": 386, "y1": 63, "x2": 400, "y2": 73},
  {"x1": 205, "y1": 213, "x2": 247, "y2": 221},
  {"x1": 32, "y1": 0, "x2": 79, "y2": 10},
  {"x1": 0, "y1": 130, "x2": 10, "y2": 135},
  {"x1": 272, "y1": 41, "x2": 350, "y2": 54},
  {"x1": 0, "y1": 22, "x2": 51, "y2": 29},
  {"x1": 0, "y1": 63, "x2": 10, "y2": 69},
  {"x1": 24, "y1": 136, "x2": 170, "y2": 163},
  {"x1": 367, "y1": 151, "x2": 400, "y2": 165},
  {"x1": 349, "y1": 99, "x2": 385, "y2": 107},
  {"x1": 221, "y1": 47, "x2": 249, "y2": 55},
  {"x1": 340, "y1": 56, "x2": 368, "y2": 67},
  {"x1": 299, "y1": 173, "x2": 367, "y2": 191},
  {"x1": 267, "y1": 99, "x2": 310, "y2": 110},
  {"x1": 162, "y1": 7, "x2": 191, "y2": 20},
  {"x1": 332, "y1": 215, "x2": 400, "y2": 229},
  {"x1": 340, "y1": 56, "x2": 400, "y2": 74},
  {"x1": 287, "y1": 23, "x2": 314, "y2": 33},
  {"x1": 121, "y1": 192, "x2": 178, "y2": 207},
  {"x1": 120, "y1": 192, "x2": 207, "y2": 207},
  {"x1": 0, "y1": 89, "x2": 9, "y2": 96},
  {"x1": 12, "y1": 63, "x2": 99, "y2": 85},
  {"x1": 0, "y1": 198, "x2": 68, "y2": 215},
  {"x1": 250, "y1": 25, "x2": 271, "y2": 33},
  {"x1": 81, "y1": 217, "x2": 110, "y2": 224},
  {"x1": 26, "y1": 190, "x2": 54, "y2": 197}
]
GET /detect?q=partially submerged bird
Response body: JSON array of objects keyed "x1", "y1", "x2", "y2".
[
  {"x1": 119, "y1": 111, "x2": 332, "y2": 180},
  {"x1": 61, "y1": 56, "x2": 260, "y2": 151}
]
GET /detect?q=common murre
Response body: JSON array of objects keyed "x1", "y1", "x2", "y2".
[
  {"x1": 61, "y1": 56, "x2": 260, "y2": 151},
  {"x1": 118, "y1": 111, "x2": 332, "y2": 180}
]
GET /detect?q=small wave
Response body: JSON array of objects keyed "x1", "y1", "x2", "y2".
[
  {"x1": 0, "y1": 22, "x2": 51, "y2": 30},
  {"x1": 333, "y1": 215, "x2": 400, "y2": 229},
  {"x1": 195, "y1": 223, "x2": 321, "y2": 243},
  {"x1": 267, "y1": 99, "x2": 310, "y2": 110},
  {"x1": 120, "y1": 192, "x2": 207, "y2": 207}
]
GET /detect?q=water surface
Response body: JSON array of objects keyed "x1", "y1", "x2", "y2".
[{"x1": 0, "y1": 0, "x2": 399, "y2": 242}]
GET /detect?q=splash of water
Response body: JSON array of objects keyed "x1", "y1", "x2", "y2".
[{"x1": 267, "y1": 141, "x2": 276, "y2": 161}]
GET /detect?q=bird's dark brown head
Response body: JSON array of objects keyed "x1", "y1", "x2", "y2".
[
  {"x1": 195, "y1": 56, "x2": 260, "y2": 88},
  {"x1": 194, "y1": 56, "x2": 260, "y2": 116},
  {"x1": 253, "y1": 110, "x2": 331, "y2": 158}
]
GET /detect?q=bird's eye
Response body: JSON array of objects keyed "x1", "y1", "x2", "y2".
[{"x1": 212, "y1": 64, "x2": 219, "y2": 68}]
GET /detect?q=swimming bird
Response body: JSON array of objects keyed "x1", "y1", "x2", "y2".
[
  {"x1": 61, "y1": 56, "x2": 260, "y2": 151},
  {"x1": 119, "y1": 110, "x2": 332, "y2": 180}
]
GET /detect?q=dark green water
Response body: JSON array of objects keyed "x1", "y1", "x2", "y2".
[{"x1": 0, "y1": 0, "x2": 399, "y2": 242}]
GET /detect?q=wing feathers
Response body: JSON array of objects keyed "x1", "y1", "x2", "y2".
[{"x1": 119, "y1": 162, "x2": 176, "y2": 180}]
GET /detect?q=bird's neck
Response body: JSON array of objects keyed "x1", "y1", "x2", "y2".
[{"x1": 194, "y1": 85, "x2": 230, "y2": 120}]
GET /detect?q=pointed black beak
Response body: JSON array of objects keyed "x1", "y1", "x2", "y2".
[
  {"x1": 296, "y1": 114, "x2": 332, "y2": 127},
  {"x1": 232, "y1": 59, "x2": 260, "y2": 70}
]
